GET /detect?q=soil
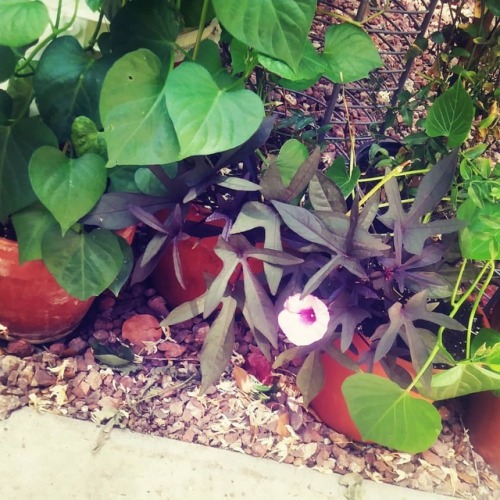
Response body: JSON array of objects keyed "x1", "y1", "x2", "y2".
[{"x1": 1, "y1": 282, "x2": 500, "y2": 500}]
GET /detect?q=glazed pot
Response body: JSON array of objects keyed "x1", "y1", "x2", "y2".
[
  {"x1": 152, "y1": 206, "x2": 263, "y2": 308},
  {"x1": 310, "y1": 333, "x2": 417, "y2": 441},
  {"x1": 463, "y1": 298, "x2": 500, "y2": 474},
  {"x1": 0, "y1": 226, "x2": 135, "y2": 344}
]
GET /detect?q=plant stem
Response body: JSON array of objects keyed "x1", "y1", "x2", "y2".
[
  {"x1": 315, "y1": 8, "x2": 362, "y2": 27},
  {"x1": 255, "y1": 149, "x2": 270, "y2": 167},
  {"x1": 192, "y1": 0, "x2": 209, "y2": 61},
  {"x1": 54, "y1": 0, "x2": 63, "y2": 30},
  {"x1": 16, "y1": 0, "x2": 80, "y2": 75},
  {"x1": 357, "y1": 167, "x2": 429, "y2": 183},
  {"x1": 378, "y1": 198, "x2": 414, "y2": 208},
  {"x1": 85, "y1": 9, "x2": 106, "y2": 50},
  {"x1": 450, "y1": 258, "x2": 467, "y2": 306},
  {"x1": 406, "y1": 259, "x2": 495, "y2": 393},
  {"x1": 316, "y1": 0, "x2": 389, "y2": 27},
  {"x1": 465, "y1": 259, "x2": 495, "y2": 358},
  {"x1": 349, "y1": 160, "x2": 412, "y2": 215}
]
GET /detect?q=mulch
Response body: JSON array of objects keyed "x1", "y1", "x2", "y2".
[{"x1": 1, "y1": 282, "x2": 499, "y2": 499}]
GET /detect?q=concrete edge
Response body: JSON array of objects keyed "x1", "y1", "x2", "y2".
[{"x1": 1, "y1": 407, "x2": 450, "y2": 500}]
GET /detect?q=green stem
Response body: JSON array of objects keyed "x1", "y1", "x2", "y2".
[
  {"x1": 378, "y1": 198, "x2": 414, "y2": 208},
  {"x1": 16, "y1": 0, "x2": 80, "y2": 75},
  {"x1": 349, "y1": 160, "x2": 412, "y2": 215},
  {"x1": 357, "y1": 167, "x2": 430, "y2": 183},
  {"x1": 451, "y1": 259, "x2": 467, "y2": 306},
  {"x1": 192, "y1": 0, "x2": 209, "y2": 61},
  {"x1": 406, "y1": 259, "x2": 495, "y2": 393},
  {"x1": 85, "y1": 9, "x2": 105, "y2": 50},
  {"x1": 465, "y1": 260, "x2": 495, "y2": 358},
  {"x1": 54, "y1": 0, "x2": 63, "y2": 30},
  {"x1": 255, "y1": 149, "x2": 270, "y2": 167}
]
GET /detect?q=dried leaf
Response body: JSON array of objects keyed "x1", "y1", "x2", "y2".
[
  {"x1": 276, "y1": 412, "x2": 291, "y2": 437},
  {"x1": 233, "y1": 366, "x2": 252, "y2": 393}
]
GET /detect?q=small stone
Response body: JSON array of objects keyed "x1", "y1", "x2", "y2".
[
  {"x1": 303, "y1": 426, "x2": 323, "y2": 443},
  {"x1": 122, "y1": 314, "x2": 162, "y2": 347},
  {"x1": 169, "y1": 401, "x2": 184, "y2": 417},
  {"x1": 32, "y1": 368, "x2": 57, "y2": 388},
  {"x1": 71, "y1": 380, "x2": 90, "y2": 399},
  {"x1": 193, "y1": 323, "x2": 209, "y2": 344},
  {"x1": 174, "y1": 329, "x2": 191, "y2": 343},
  {"x1": 98, "y1": 395, "x2": 120, "y2": 409},
  {"x1": 92, "y1": 330, "x2": 110, "y2": 342},
  {"x1": 18, "y1": 364, "x2": 34, "y2": 387},
  {"x1": 49, "y1": 343, "x2": 66, "y2": 356},
  {"x1": 84, "y1": 348, "x2": 96, "y2": 366},
  {"x1": 6, "y1": 339, "x2": 34, "y2": 358},
  {"x1": 438, "y1": 405, "x2": 451, "y2": 421},
  {"x1": 182, "y1": 428, "x2": 196, "y2": 443},
  {"x1": 431, "y1": 440, "x2": 449, "y2": 457},
  {"x1": 67, "y1": 337, "x2": 87, "y2": 355},
  {"x1": 0, "y1": 395, "x2": 22, "y2": 420},
  {"x1": 85, "y1": 370, "x2": 102, "y2": 391},
  {"x1": 147, "y1": 296, "x2": 169, "y2": 317},
  {"x1": 143, "y1": 288, "x2": 157, "y2": 298},
  {"x1": 421, "y1": 450, "x2": 444, "y2": 467},
  {"x1": 159, "y1": 343, "x2": 187, "y2": 358},
  {"x1": 0, "y1": 355, "x2": 23, "y2": 378}
]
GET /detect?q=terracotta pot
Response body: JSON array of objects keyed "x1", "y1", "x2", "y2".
[
  {"x1": 0, "y1": 226, "x2": 135, "y2": 344},
  {"x1": 463, "y1": 299, "x2": 500, "y2": 474},
  {"x1": 310, "y1": 333, "x2": 417, "y2": 441},
  {"x1": 153, "y1": 206, "x2": 263, "y2": 308}
]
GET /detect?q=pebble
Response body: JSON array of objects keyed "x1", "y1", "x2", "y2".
[
  {"x1": 68, "y1": 337, "x2": 87, "y2": 355},
  {"x1": 122, "y1": 314, "x2": 162, "y2": 347},
  {"x1": 147, "y1": 296, "x2": 169, "y2": 317},
  {"x1": 6, "y1": 339, "x2": 34, "y2": 358},
  {"x1": 32, "y1": 368, "x2": 57, "y2": 388}
]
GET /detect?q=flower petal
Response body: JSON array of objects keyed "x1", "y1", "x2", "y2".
[{"x1": 278, "y1": 294, "x2": 330, "y2": 346}]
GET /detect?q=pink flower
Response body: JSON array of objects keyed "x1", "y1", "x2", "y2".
[{"x1": 278, "y1": 294, "x2": 330, "y2": 346}]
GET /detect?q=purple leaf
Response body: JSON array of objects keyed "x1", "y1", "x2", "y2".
[
  {"x1": 407, "y1": 149, "x2": 458, "y2": 222},
  {"x1": 82, "y1": 192, "x2": 171, "y2": 229},
  {"x1": 242, "y1": 261, "x2": 279, "y2": 347},
  {"x1": 199, "y1": 296, "x2": 237, "y2": 393}
]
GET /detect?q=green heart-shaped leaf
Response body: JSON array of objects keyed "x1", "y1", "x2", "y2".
[
  {"x1": 425, "y1": 82, "x2": 474, "y2": 148},
  {"x1": 0, "y1": 0, "x2": 49, "y2": 47},
  {"x1": 29, "y1": 146, "x2": 107, "y2": 234},
  {"x1": 107, "y1": 235, "x2": 134, "y2": 297},
  {"x1": 0, "y1": 118, "x2": 57, "y2": 222},
  {"x1": 212, "y1": 0, "x2": 315, "y2": 72},
  {"x1": 11, "y1": 203, "x2": 58, "y2": 262},
  {"x1": 343, "y1": 373, "x2": 442, "y2": 453},
  {"x1": 426, "y1": 363, "x2": 500, "y2": 400},
  {"x1": 323, "y1": 24, "x2": 383, "y2": 83},
  {"x1": 110, "y1": 0, "x2": 182, "y2": 64},
  {"x1": 100, "y1": 49, "x2": 180, "y2": 167},
  {"x1": 34, "y1": 36, "x2": 115, "y2": 141},
  {"x1": 458, "y1": 198, "x2": 500, "y2": 260},
  {"x1": 42, "y1": 227, "x2": 124, "y2": 300},
  {"x1": 258, "y1": 39, "x2": 324, "y2": 90},
  {"x1": 165, "y1": 62, "x2": 264, "y2": 158},
  {"x1": 276, "y1": 139, "x2": 309, "y2": 187}
]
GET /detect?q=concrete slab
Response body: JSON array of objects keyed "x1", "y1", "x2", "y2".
[{"x1": 1, "y1": 408, "x2": 450, "y2": 500}]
